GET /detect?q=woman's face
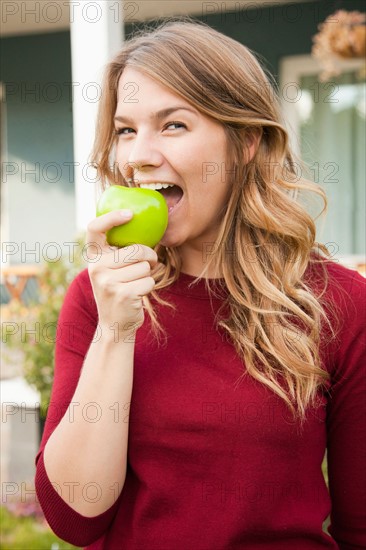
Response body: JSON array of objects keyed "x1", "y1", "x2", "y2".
[{"x1": 114, "y1": 68, "x2": 233, "y2": 271}]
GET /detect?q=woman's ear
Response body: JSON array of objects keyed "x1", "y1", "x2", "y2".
[{"x1": 243, "y1": 129, "x2": 261, "y2": 163}]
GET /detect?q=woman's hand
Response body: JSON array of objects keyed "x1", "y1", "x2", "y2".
[{"x1": 86, "y1": 210, "x2": 158, "y2": 340}]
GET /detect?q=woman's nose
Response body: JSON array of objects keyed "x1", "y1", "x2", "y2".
[{"x1": 126, "y1": 133, "x2": 163, "y2": 180}]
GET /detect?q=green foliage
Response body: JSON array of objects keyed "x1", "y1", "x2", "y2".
[
  {"x1": 0, "y1": 506, "x2": 80, "y2": 549},
  {"x1": 2, "y1": 237, "x2": 85, "y2": 419}
]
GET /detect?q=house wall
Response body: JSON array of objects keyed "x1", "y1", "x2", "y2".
[{"x1": 1, "y1": 31, "x2": 76, "y2": 267}]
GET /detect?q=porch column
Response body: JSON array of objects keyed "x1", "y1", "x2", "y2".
[{"x1": 70, "y1": 0, "x2": 124, "y2": 233}]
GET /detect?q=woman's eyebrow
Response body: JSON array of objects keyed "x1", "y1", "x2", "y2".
[{"x1": 114, "y1": 106, "x2": 198, "y2": 123}]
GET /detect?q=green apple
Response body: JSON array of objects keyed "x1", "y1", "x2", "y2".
[{"x1": 96, "y1": 185, "x2": 168, "y2": 248}]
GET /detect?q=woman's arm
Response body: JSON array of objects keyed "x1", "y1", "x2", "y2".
[
  {"x1": 326, "y1": 269, "x2": 366, "y2": 550},
  {"x1": 35, "y1": 211, "x2": 158, "y2": 545},
  {"x1": 43, "y1": 325, "x2": 135, "y2": 517},
  {"x1": 36, "y1": 270, "x2": 124, "y2": 546}
]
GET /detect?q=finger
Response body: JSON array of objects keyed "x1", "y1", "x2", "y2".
[
  {"x1": 123, "y1": 276, "x2": 156, "y2": 298},
  {"x1": 88, "y1": 242, "x2": 158, "y2": 272},
  {"x1": 108, "y1": 260, "x2": 152, "y2": 283},
  {"x1": 86, "y1": 210, "x2": 133, "y2": 249},
  {"x1": 108, "y1": 244, "x2": 158, "y2": 270}
]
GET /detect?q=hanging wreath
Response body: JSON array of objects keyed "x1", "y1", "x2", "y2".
[{"x1": 312, "y1": 10, "x2": 366, "y2": 81}]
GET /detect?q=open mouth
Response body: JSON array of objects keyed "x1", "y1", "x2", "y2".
[{"x1": 156, "y1": 185, "x2": 184, "y2": 212}]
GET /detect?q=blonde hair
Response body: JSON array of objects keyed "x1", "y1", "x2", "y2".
[{"x1": 91, "y1": 17, "x2": 340, "y2": 421}]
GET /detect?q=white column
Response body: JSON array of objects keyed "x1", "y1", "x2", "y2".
[
  {"x1": 0, "y1": 82, "x2": 10, "y2": 268},
  {"x1": 70, "y1": 0, "x2": 124, "y2": 233}
]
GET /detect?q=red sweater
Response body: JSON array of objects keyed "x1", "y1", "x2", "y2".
[{"x1": 35, "y1": 259, "x2": 366, "y2": 549}]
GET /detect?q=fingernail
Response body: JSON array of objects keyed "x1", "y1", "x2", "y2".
[{"x1": 120, "y1": 209, "x2": 133, "y2": 218}]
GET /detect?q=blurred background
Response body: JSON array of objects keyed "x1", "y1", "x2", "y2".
[{"x1": 1, "y1": 1, "x2": 365, "y2": 548}]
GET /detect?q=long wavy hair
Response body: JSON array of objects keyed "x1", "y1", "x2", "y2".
[{"x1": 91, "y1": 17, "x2": 340, "y2": 420}]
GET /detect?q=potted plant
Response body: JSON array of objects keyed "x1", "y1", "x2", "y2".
[{"x1": 312, "y1": 10, "x2": 366, "y2": 81}]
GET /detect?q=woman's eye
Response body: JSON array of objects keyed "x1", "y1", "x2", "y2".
[
  {"x1": 115, "y1": 127, "x2": 134, "y2": 135},
  {"x1": 114, "y1": 122, "x2": 186, "y2": 136},
  {"x1": 165, "y1": 122, "x2": 186, "y2": 130}
]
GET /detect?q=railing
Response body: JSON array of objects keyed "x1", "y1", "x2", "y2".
[{"x1": 1, "y1": 265, "x2": 41, "y2": 305}]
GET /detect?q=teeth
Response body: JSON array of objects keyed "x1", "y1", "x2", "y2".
[{"x1": 139, "y1": 183, "x2": 175, "y2": 190}]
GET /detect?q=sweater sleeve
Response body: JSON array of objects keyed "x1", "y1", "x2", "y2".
[
  {"x1": 35, "y1": 268, "x2": 121, "y2": 547},
  {"x1": 326, "y1": 268, "x2": 366, "y2": 550}
]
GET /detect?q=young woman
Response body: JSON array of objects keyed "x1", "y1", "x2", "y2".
[{"x1": 35, "y1": 19, "x2": 366, "y2": 549}]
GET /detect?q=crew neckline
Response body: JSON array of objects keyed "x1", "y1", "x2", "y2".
[{"x1": 165, "y1": 268, "x2": 228, "y2": 300}]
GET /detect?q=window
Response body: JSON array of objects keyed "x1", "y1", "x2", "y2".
[{"x1": 280, "y1": 55, "x2": 365, "y2": 272}]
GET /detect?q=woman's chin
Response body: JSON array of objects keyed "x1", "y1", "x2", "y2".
[{"x1": 158, "y1": 230, "x2": 184, "y2": 249}]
